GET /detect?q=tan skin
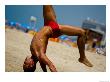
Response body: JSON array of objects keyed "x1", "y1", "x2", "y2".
[{"x1": 23, "y1": 5, "x2": 93, "y2": 72}]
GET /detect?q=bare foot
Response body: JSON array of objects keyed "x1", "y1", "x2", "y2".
[{"x1": 78, "y1": 58, "x2": 93, "y2": 67}]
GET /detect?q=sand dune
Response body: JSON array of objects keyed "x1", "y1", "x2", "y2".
[{"x1": 5, "y1": 28, "x2": 106, "y2": 72}]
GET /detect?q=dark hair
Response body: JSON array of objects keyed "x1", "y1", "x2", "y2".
[{"x1": 23, "y1": 63, "x2": 36, "y2": 72}]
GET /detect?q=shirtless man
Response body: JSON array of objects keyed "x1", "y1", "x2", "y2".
[{"x1": 23, "y1": 5, "x2": 93, "y2": 72}]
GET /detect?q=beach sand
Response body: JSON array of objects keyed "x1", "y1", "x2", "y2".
[{"x1": 5, "y1": 28, "x2": 106, "y2": 72}]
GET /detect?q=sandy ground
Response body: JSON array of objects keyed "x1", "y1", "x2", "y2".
[{"x1": 5, "y1": 28, "x2": 106, "y2": 72}]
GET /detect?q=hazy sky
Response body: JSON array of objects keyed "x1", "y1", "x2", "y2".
[{"x1": 5, "y1": 5, "x2": 106, "y2": 31}]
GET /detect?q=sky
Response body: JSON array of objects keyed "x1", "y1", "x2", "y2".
[{"x1": 5, "y1": 5, "x2": 106, "y2": 31}]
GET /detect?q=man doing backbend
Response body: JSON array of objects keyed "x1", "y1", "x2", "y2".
[{"x1": 23, "y1": 5, "x2": 93, "y2": 72}]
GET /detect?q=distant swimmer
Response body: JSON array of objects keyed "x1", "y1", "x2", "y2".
[{"x1": 23, "y1": 5, "x2": 93, "y2": 72}]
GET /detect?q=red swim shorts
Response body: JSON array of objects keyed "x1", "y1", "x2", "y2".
[{"x1": 44, "y1": 21, "x2": 61, "y2": 38}]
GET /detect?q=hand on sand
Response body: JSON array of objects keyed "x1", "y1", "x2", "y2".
[{"x1": 78, "y1": 58, "x2": 93, "y2": 67}]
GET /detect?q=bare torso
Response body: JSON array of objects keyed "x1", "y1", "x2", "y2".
[
  {"x1": 23, "y1": 5, "x2": 93, "y2": 72},
  {"x1": 31, "y1": 26, "x2": 53, "y2": 55}
]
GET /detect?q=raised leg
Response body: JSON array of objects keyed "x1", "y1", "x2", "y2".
[
  {"x1": 41, "y1": 5, "x2": 57, "y2": 71},
  {"x1": 59, "y1": 25, "x2": 93, "y2": 67},
  {"x1": 43, "y1": 5, "x2": 57, "y2": 24}
]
